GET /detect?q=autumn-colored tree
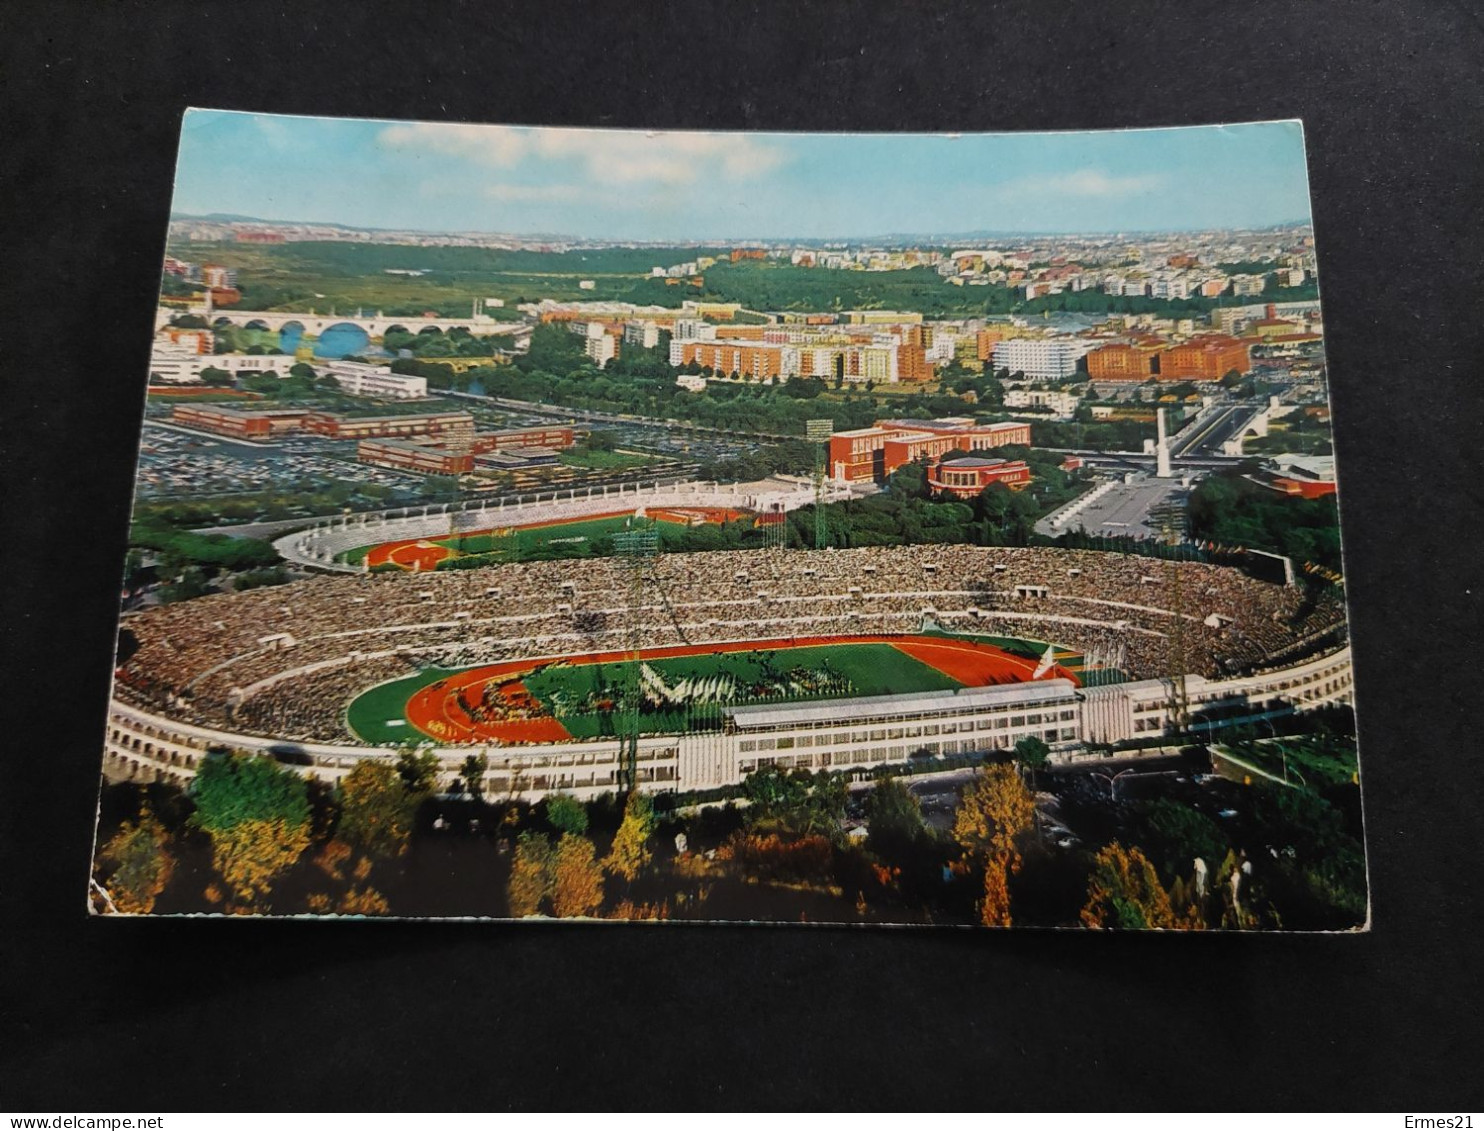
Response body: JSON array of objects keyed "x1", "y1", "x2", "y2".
[
  {"x1": 189, "y1": 753, "x2": 312, "y2": 910},
  {"x1": 210, "y1": 818, "x2": 313, "y2": 911},
  {"x1": 1081, "y1": 841, "x2": 1199, "y2": 930},
  {"x1": 953, "y1": 764, "x2": 1035, "y2": 858},
  {"x1": 97, "y1": 807, "x2": 175, "y2": 914},
  {"x1": 337, "y1": 886, "x2": 391, "y2": 916},
  {"x1": 508, "y1": 831, "x2": 555, "y2": 917},
  {"x1": 551, "y1": 833, "x2": 605, "y2": 918},
  {"x1": 604, "y1": 792, "x2": 656, "y2": 882},
  {"x1": 980, "y1": 851, "x2": 1014, "y2": 928},
  {"x1": 608, "y1": 900, "x2": 670, "y2": 921},
  {"x1": 337, "y1": 759, "x2": 418, "y2": 859}
]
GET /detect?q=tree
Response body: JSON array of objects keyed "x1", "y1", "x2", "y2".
[
  {"x1": 952, "y1": 764, "x2": 1035, "y2": 858},
  {"x1": 213, "y1": 817, "x2": 313, "y2": 912},
  {"x1": 1012, "y1": 735, "x2": 1051, "y2": 787},
  {"x1": 395, "y1": 746, "x2": 440, "y2": 794},
  {"x1": 1080, "y1": 842, "x2": 1194, "y2": 930},
  {"x1": 508, "y1": 831, "x2": 554, "y2": 917},
  {"x1": 980, "y1": 852, "x2": 1014, "y2": 928},
  {"x1": 199, "y1": 366, "x2": 233, "y2": 387},
  {"x1": 544, "y1": 793, "x2": 589, "y2": 836},
  {"x1": 97, "y1": 807, "x2": 174, "y2": 914},
  {"x1": 551, "y1": 833, "x2": 605, "y2": 918},
  {"x1": 289, "y1": 362, "x2": 317, "y2": 379},
  {"x1": 336, "y1": 760, "x2": 418, "y2": 859},
  {"x1": 865, "y1": 777, "x2": 926, "y2": 856},
  {"x1": 188, "y1": 753, "x2": 312, "y2": 909},
  {"x1": 1129, "y1": 799, "x2": 1230, "y2": 884},
  {"x1": 604, "y1": 792, "x2": 656, "y2": 882},
  {"x1": 459, "y1": 751, "x2": 490, "y2": 799}
]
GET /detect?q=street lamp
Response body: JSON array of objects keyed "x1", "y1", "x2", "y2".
[{"x1": 1090, "y1": 767, "x2": 1137, "y2": 801}]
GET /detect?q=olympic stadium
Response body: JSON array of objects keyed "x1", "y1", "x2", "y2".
[{"x1": 104, "y1": 491, "x2": 1354, "y2": 799}]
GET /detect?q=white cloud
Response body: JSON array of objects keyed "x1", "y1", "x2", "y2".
[
  {"x1": 531, "y1": 130, "x2": 787, "y2": 185},
  {"x1": 379, "y1": 122, "x2": 530, "y2": 168},
  {"x1": 376, "y1": 122, "x2": 788, "y2": 186},
  {"x1": 1009, "y1": 168, "x2": 1166, "y2": 199},
  {"x1": 484, "y1": 183, "x2": 587, "y2": 203}
]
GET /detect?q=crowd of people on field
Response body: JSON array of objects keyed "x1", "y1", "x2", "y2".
[{"x1": 114, "y1": 544, "x2": 1344, "y2": 743}]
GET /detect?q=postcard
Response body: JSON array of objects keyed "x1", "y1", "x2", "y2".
[{"x1": 90, "y1": 111, "x2": 1364, "y2": 928}]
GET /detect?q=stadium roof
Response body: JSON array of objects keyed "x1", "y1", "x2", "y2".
[{"x1": 725, "y1": 679, "x2": 1077, "y2": 730}]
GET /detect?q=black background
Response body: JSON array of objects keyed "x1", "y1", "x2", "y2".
[{"x1": 3, "y1": 0, "x2": 1482, "y2": 1112}]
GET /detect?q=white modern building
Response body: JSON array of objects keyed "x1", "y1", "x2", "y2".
[
  {"x1": 147, "y1": 348, "x2": 291, "y2": 384},
  {"x1": 991, "y1": 338, "x2": 1095, "y2": 381},
  {"x1": 585, "y1": 331, "x2": 618, "y2": 368},
  {"x1": 324, "y1": 361, "x2": 428, "y2": 399},
  {"x1": 624, "y1": 321, "x2": 661, "y2": 349},
  {"x1": 1004, "y1": 387, "x2": 1081, "y2": 419}
]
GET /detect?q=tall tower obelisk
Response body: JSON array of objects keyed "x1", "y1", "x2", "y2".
[{"x1": 1155, "y1": 407, "x2": 1173, "y2": 478}]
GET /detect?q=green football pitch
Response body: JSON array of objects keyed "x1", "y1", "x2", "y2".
[
  {"x1": 345, "y1": 666, "x2": 458, "y2": 744},
  {"x1": 341, "y1": 513, "x2": 673, "y2": 566},
  {"x1": 521, "y1": 642, "x2": 962, "y2": 739},
  {"x1": 344, "y1": 641, "x2": 969, "y2": 744}
]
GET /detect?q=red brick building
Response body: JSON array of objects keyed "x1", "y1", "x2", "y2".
[
  {"x1": 896, "y1": 343, "x2": 936, "y2": 382},
  {"x1": 1158, "y1": 336, "x2": 1251, "y2": 380},
  {"x1": 358, "y1": 439, "x2": 474, "y2": 475},
  {"x1": 927, "y1": 456, "x2": 1033, "y2": 498},
  {"x1": 467, "y1": 425, "x2": 575, "y2": 454},
  {"x1": 1086, "y1": 341, "x2": 1163, "y2": 381},
  {"x1": 302, "y1": 411, "x2": 475, "y2": 440},
  {"x1": 171, "y1": 404, "x2": 309, "y2": 440},
  {"x1": 674, "y1": 341, "x2": 786, "y2": 382},
  {"x1": 828, "y1": 417, "x2": 1032, "y2": 483}
]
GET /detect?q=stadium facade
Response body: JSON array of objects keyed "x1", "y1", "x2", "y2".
[
  {"x1": 102, "y1": 645, "x2": 1352, "y2": 799},
  {"x1": 103, "y1": 535, "x2": 1354, "y2": 800}
]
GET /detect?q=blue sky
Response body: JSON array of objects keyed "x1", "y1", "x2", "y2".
[{"x1": 173, "y1": 110, "x2": 1314, "y2": 241}]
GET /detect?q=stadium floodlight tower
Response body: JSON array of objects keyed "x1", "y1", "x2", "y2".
[
  {"x1": 445, "y1": 414, "x2": 477, "y2": 554},
  {"x1": 613, "y1": 525, "x2": 659, "y2": 795},
  {"x1": 1153, "y1": 504, "x2": 1191, "y2": 737},
  {"x1": 805, "y1": 418, "x2": 834, "y2": 551}
]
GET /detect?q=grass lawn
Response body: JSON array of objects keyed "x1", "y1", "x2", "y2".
[
  {"x1": 340, "y1": 513, "x2": 675, "y2": 565},
  {"x1": 523, "y1": 642, "x2": 962, "y2": 739},
  {"x1": 1217, "y1": 735, "x2": 1359, "y2": 790},
  {"x1": 1243, "y1": 426, "x2": 1335, "y2": 456},
  {"x1": 927, "y1": 630, "x2": 1050, "y2": 661},
  {"x1": 346, "y1": 639, "x2": 992, "y2": 743},
  {"x1": 345, "y1": 666, "x2": 457, "y2": 744}
]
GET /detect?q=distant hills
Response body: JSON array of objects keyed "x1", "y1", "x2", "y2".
[{"x1": 170, "y1": 211, "x2": 1313, "y2": 245}]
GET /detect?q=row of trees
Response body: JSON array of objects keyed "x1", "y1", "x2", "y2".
[
  {"x1": 1188, "y1": 470, "x2": 1343, "y2": 572},
  {"x1": 95, "y1": 729, "x2": 1364, "y2": 929}
]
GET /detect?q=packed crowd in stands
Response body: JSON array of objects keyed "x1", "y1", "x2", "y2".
[
  {"x1": 115, "y1": 545, "x2": 1346, "y2": 744},
  {"x1": 233, "y1": 656, "x2": 417, "y2": 741}
]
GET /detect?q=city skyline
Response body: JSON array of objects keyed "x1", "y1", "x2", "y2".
[{"x1": 173, "y1": 111, "x2": 1316, "y2": 241}]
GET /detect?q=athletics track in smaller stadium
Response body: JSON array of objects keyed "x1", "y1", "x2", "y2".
[
  {"x1": 359, "y1": 507, "x2": 755, "y2": 572},
  {"x1": 347, "y1": 633, "x2": 1082, "y2": 746}
]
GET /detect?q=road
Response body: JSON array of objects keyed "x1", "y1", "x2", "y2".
[{"x1": 1169, "y1": 403, "x2": 1255, "y2": 458}]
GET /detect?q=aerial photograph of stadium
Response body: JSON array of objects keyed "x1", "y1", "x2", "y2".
[{"x1": 89, "y1": 111, "x2": 1365, "y2": 928}]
